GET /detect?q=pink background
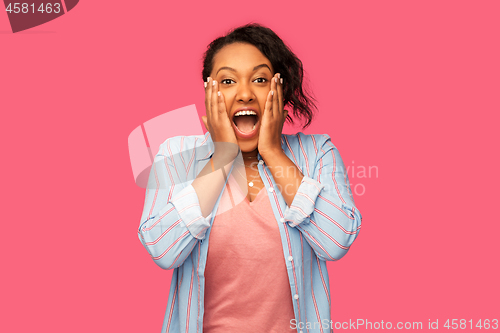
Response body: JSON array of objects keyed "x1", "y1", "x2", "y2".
[{"x1": 1, "y1": 0, "x2": 499, "y2": 332}]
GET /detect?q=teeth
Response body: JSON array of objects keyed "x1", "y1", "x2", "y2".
[
  {"x1": 252, "y1": 124, "x2": 256, "y2": 130},
  {"x1": 234, "y1": 110, "x2": 257, "y2": 117}
]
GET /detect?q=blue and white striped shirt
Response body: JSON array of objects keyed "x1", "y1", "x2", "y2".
[{"x1": 138, "y1": 131, "x2": 362, "y2": 333}]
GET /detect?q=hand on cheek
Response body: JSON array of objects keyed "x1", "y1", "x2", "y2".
[
  {"x1": 202, "y1": 78, "x2": 239, "y2": 148},
  {"x1": 258, "y1": 73, "x2": 288, "y2": 158}
]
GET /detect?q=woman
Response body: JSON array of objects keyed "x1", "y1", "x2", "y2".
[{"x1": 138, "y1": 23, "x2": 362, "y2": 333}]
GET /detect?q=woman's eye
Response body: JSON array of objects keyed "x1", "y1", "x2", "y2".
[{"x1": 220, "y1": 78, "x2": 267, "y2": 85}]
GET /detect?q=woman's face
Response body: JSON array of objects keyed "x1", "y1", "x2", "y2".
[{"x1": 209, "y1": 42, "x2": 274, "y2": 154}]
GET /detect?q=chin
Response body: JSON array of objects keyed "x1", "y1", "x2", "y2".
[{"x1": 237, "y1": 138, "x2": 259, "y2": 153}]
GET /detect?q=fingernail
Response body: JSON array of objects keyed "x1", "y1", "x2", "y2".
[
  {"x1": 217, "y1": 91, "x2": 221, "y2": 96},
  {"x1": 277, "y1": 73, "x2": 281, "y2": 78},
  {"x1": 275, "y1": 78, "x2": 278, "y2": 83},
  {"x1": 271, "y1": 90, "x2": 274, "y2": 96},
  {"x1": 213, "y1": 80, "x2": 216, "y2": 86},
  {"x1": 204, "y1": 82, "x2": 207, "y2": 88},
  {"x1": 280, "y1": 78, "x2": 283, "y2": 84}
]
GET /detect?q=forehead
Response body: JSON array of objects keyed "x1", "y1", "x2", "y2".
[{"x1": 212, "y1": 43, "x2": 273, "y2": 74}]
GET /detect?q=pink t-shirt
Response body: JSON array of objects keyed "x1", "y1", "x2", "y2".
[{"x1": 203, "y1": 175, "x2": 296, "y2": 332}]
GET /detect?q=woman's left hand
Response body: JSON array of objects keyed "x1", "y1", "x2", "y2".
[{"x1": 258, "y1": 73, "x2": 288, "y2": 158}]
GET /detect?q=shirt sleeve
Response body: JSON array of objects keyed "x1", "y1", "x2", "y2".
[
  {"x1": 137, "y1": 138, "x2": 213, "y2": 270},
  {"x1": 283, "y1": 134, "x2": 362, "y2": 261}
]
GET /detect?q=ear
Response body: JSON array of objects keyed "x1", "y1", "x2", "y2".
[{"x1": 202, "y1": 116, "x2": 208, "y2": 131}]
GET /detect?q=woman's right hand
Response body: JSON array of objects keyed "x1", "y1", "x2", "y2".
[{"x1": 202, "y1": 77, "x2": 239, "y2": 149}]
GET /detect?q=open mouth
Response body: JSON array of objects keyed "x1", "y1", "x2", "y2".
[
  {"x1": 233, "y1": 111, "x2": 259, "y2": 134},
  {"x1": 232, "y1": 111, "x2": 260, "y2": 139}
]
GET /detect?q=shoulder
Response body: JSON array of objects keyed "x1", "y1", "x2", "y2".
[
  {"x1": 281, "y1": 132, "x2": 335, "y2": 156},
  {"x1": 158, "y1": 132, "x2": 212, "y2": 156}
]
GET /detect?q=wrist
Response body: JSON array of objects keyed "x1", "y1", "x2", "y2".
[
  {"x1": 260, "y1": 147, "x2": 284, "y2": 160},
  {"x1": 213, "y1": 142, "x2": 240, "y2": 159}
]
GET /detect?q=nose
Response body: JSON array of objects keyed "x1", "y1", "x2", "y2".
[{"x1": 235, "y1": 81, "x2": 255, "y2": 103}]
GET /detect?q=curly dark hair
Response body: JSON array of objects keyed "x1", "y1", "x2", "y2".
[{"x1": 201, "y1": 22, "x2": 318, "y2": 129}]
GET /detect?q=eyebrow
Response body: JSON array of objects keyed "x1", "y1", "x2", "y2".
[{"x1": 216, "y1": 64, "x2": 272, "y2": 76}]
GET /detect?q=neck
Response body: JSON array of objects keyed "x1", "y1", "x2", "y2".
[{"x1": 241, "y1": 148, "x2": 259, "y2": 160}]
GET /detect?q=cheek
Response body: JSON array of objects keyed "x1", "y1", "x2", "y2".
[
  {"x1": 222, "y1": 94, "x2": 233, "y2": 114},
  {"x1": 258, "y1": 92, "x2": 269, "y2": 109},
  {"x1": 226, "y1": 110, "x2": 231, "y2": 119}
]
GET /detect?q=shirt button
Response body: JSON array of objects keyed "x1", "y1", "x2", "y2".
[
  {"x1": 280, "y1": 218, "x2": 285, "y2": 223},
  {"x1": 259, "y1": 159, "x2": 264, "y2": 165},
  {"x1": 268, "y1": 187, "x2": 274, "y2": 192},
  {"x1": 288, "y1": 256, "x2": 293, "y2": 261},
  {"x1": 294, "y1": 294, "x2": 299, "y2": 299}
]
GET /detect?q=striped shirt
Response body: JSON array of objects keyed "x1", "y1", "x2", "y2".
[{"x1": 138, "y1": 131, "x2": 362, "y2": 333}]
